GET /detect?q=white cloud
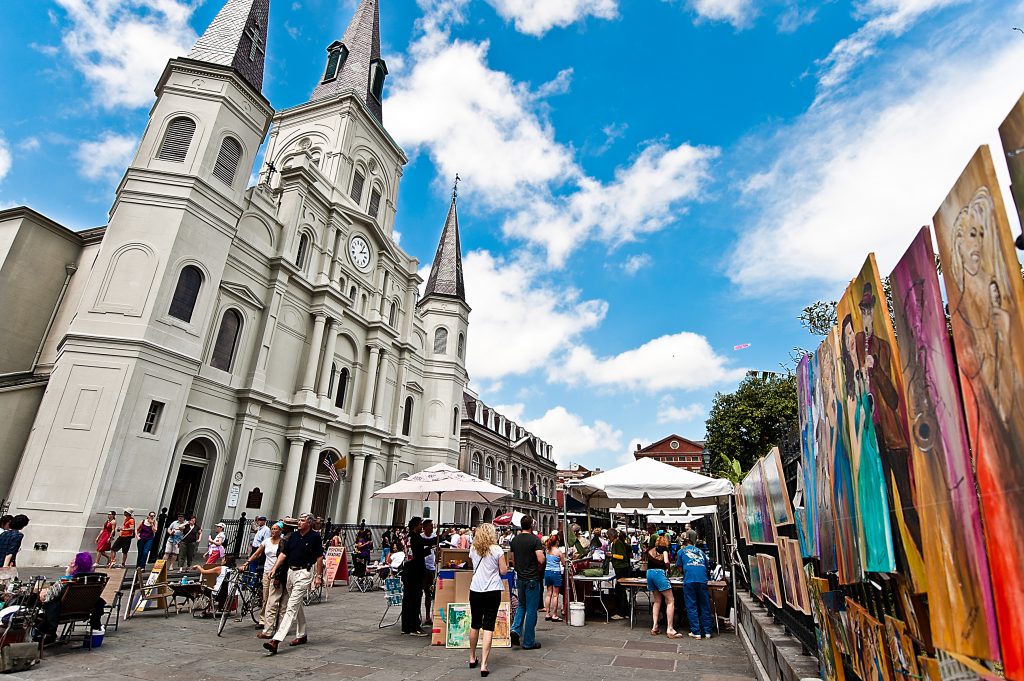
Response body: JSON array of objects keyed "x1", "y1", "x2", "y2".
[
  {"x1": 55, "y1": 0, "x2": 197, "y2": 109},
  {"x1": 549, "y1": 332, "x2": 746, "y2": 392},
  {"x1": 483, "y1": 0, "x2": 618, "y2": 36},
  {"x1": 457, "y1": 250, "x2": 607, "y2": 381},
  {"x1": 656, "y1": 397, "x2": 705, "y2": 425},
  {"x1": 686, "y1": 0, "x2": 755, "y2": 28},
  {"x1": 815, "y1": 0, "x2": 963, "y2": 94},
  {"x1": 620, "y1": 437, "x2": 652, "y2": 465},
  {"x1": 0, "y1": 135, "x2": 11, "y2": 182},
  {"x1": 522, "y1": 406, "x2": 623, "y2": 465},
  {"x1": 621, "y1": 253, "x2": 652, "y2": 276},
  {"x1": 18, "y1": 138, "x2": 41, "y2": 152},
  {"x1": 729, "y1": 16, "x2": 1024, "y2": 296},
  {"x1": 491, "y1": 403, "x2": 525, "y2": 422},
  {"x1": 75, "y1": 132, "x2": 137, "y2": 181},
  {"x1": 535, "y1": 68, "x2": 574, "y2": 98}
]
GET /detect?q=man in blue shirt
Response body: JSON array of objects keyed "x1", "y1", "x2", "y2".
[{"x1": 676, "y1": 537, "x2": 714, "y2": 639}]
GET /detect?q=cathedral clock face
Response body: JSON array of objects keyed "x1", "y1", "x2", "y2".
[{"x1": 348, "y1": 235, "x2": 372, "y2": 270}]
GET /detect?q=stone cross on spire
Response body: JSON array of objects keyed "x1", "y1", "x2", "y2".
[
  {"x1": 420, "y1": 190, "x2": 467, "y2": 305},
  {"x1": 188, "y1": 0, "x2": 271, "y2": 93},
  {"x1": 310, "y1": 0, "x2": 386, "y2": 123}
]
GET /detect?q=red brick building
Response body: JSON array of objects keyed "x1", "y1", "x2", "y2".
[{"x1": 634, "y1": 434, "x2": 706, "y2": 472}]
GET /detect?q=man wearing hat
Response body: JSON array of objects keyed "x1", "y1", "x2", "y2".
[
  {"x1": 250, "y1": 516, "x2": 271, "y2": 578},
  {"x1": 263, "y1": 512, "x2": 324, "y2": 655},
  {"x1": 110, "y1": 509, "x2": 135, "y2": 568},
  {"x1": 164, "y1": 512, "x2": 186, "y2": 570}
]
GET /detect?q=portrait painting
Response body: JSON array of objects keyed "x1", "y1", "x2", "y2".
[
  {"x1": 797, "y1": 353, "x2": 819, "y2": 556},
  {"x1": 933, "y1": 145, "x2": 1024, "y2": 678},
  {"x1": 762, "y1": 447, "x2": 795, "y2": 527},
  {"x1": 889, "y1": 227, "x2": 999, "y2": 661}
]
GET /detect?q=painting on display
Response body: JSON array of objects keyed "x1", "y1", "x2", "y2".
[
  {"x1": 835, "y1": 256, "x2": 901, "y2": 576},
  {"x1": 808, "y1": 572, "x2": 845, "y2": 681},
  {"x1": 884, "y1": 615, "x2": 921, "y2": 681},
  {"x1": 762, "y1": 447, "x2": 795, "y2": 527},
  {"x1": 846, "y1": 597, "x2": 895, "y2": 681},
  {"x1": 778, "y1": 538, "x2": 810, "y2": 615},
  {"x1": 889, "y1": 227, "x2": 999, "y2": 661},
  {"x1": 735, "y1": 485, "x2": 750, "y2": 542},
  {"x1": 817, "y1": 328, "x2": 860, "y2": 582},
  {"x1": 797, "y1": 352, "x2": 819, "y2": 557},
  {"x1": 757, "y1": 553, "x2": 782, "y2": 607},
  {"x1": 742, "y1": 461, "x2": 776, "y2": 545},
  {"x1": 446, "y1": 603, "x2": 471, "y2": 648},
  {"x1": 749, "y1": 556, "x2": 762, "y2": 600},
  {"x1": 492, "y1": 602, "x2": 512, "y2": 648},
  {"x1": 933, "y1": 145, "x2": 1024, "y2": 679}
]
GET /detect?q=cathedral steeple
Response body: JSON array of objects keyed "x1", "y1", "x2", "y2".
[
  {"x1": 188, "y1": 0, "x2": 270, "y2": 92},
  {"x1": 421, "y1": 191, "x2": 466, "y2": 305},
  {"x1": 310, "y1": 0, "x2": 386, "y2": 123}
]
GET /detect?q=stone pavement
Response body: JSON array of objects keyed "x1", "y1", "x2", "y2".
[{"x1": 14, "y1": 584, "x2": 755, "y2": 681}]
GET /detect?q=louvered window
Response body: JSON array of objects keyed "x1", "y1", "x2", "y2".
[
  {"x1": 322, "y1": 44, "x2": 348, "y2": 82},
  {"x1": 296, "y1": 233, "x2": 311, "y2": 268},
  {"x1": 210, "y1": 309, "x2": 242, "y2": 371},
  {"x1": 433, "y1": 327, "x2": 448, "y2": 355},
  {"x1": 168, "y1": 265, "x2": 202, "y2": 322},
  {"x1": 157, "y1": 117, "x2": 196, "y2": 162},
  {"x1": 350, "y1": 169, "x2": 365, "y2": 203},
  {"x1": 402, "y1": 396, "x2": 414, "y2": 436},
  {"x1": 213, "y1": 137, "x2": 242, "y2": 185},
  {"x1": 369, "y1": 59, "x2": 388, "y2": 101},
  {"x1": 368, "y1": 187, "x2": 382, "y2": 217},
  {"x1": 457, "y1": 332, "x2": 465, "y2": 359},
  {"x1": 335, "y1": 368, "x2": 349, "y2": 409}
]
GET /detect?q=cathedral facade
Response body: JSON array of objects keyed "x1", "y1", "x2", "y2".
[{"x1": 0, "y1": 0, "x2": 470, "y2": 566}]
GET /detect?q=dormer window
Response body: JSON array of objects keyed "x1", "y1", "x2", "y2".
[
  {"x1": 322, "y1": 42, "x2": 348, "y2": 83},
  {"x1": 369, "y1": 58, "x2": 388, "y2": 102}
]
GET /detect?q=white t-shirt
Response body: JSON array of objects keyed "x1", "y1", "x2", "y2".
[
  {"x1": 389, "y1": 550, "x2": 406, "y2": 569},
  {"x1": 423, "y1": 532, "x2": 437, "y2": 571},
  {"x1": 470, "y1": 544, "x2": 504, "y2": 592},
  {"x1": 213, "y1": 566, "x2": 233, "y2": 594},
  {"x1": 262, "y1": 538, "x2": 281, "y2": 574}
]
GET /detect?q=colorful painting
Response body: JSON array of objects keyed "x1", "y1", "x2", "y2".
[
  {"x1": 777, "y1": 538, "x2": 809, "y2": 615},
  {"x1": 749, "y1": 556, "x2": 762, "y2": 599},
  {"x1": 735, "y1": 485, "x2": 750, "y2": 542},
  {"x1": 836, "y1": 256, "x2": 900, "y2": 576},
  {"x1": 758, "y1": 553, "x2": 782, "y2": 607},
  {"x1": 446, "y1": 603, "x2": 471, "y2": 648},
  {"x1": 919, "y1": 657, "x2": 941, "y2": 681},
  {"x1": 808, "y1": 572, "x2": 845, "y2": 681},
  {"x1": 847, "y1": 597, "x2": 895, "y2": 681},
  {"x1": 889, "y1": 227, "x2": 999, "y2": 661},
  {"x1": 762, "y1": 447, "x2": 795, "y2": 527},
  {"x1": 798, "y1": 352, "x2": 819, "y2": 557},
  {"x1": 742, "y1": 460, "x2": 775, "y2": 544},
  {"x1": 817, "y1": 328, "x2": 860, "y2": 582},
  {"x1": 933, "y1": 145, "x2": 1024, "y2": 678},
  {"x1": 884, "y1": 615, "x2": 921, "y2": 681}
]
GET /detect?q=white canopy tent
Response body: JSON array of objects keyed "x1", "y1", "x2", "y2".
[
  {"x1": 371, "y1": 463, "x2": 512, "y2": 523},
  {"x1": 569, "y1": 457, "x2": 734, "y2": 508},
  {"x1": 607, "y1": 502, "x2": 719, "y2": 518}
]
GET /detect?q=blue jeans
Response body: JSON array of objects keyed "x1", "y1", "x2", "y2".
[
  {"x1": 683, "y1": 582, "x2": 713, "y2": 635},
  {"x1": 136, "y1": 538, "x2": 154, "y2": 570},
  {"x1": 511, "y1": 578, "x2": 541, "y2": 648}
]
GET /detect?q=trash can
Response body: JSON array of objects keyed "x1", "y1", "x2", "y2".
[{"x1": 568, "y1": 602, "x2": 586, "y2": 627}]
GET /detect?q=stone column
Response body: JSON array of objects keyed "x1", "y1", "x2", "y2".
[
  {"x1": 298, "y1": 313, "x2": 327, "y2": 393},
  {"x1": 358, "y1": 454, "x2": 377, "y2": 522},
  {"x1": 328, "y1": 228, "x2": 345, "y2": 283},
  {"x1": 372, "y1": 350, "x2": 388, "y2": 421},
  {"x1": 345, "y1": 453, "x2": 367, "y2": 523},
  {"x1": 359, "y1": 346, "x2": 381, "y2": 416},
  {"x1": 277, "y1": 438, "x2": 306, "y2": 518},
  {"x1": 296, "y1": 443, "x2": 321, "y2": 514},
  {"x1": 317, "y1": 320, "x2": 339, "y2": 399}
]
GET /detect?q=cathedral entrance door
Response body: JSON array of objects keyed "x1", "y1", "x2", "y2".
[
  {"x1": 311, "y1": 480, "x2": 330, "y2": 520},
  {"x1": 391, "y1": 499, "x2": 407, "y2": 527},
  {"x1": 169, "y1": 463, "x2": 204, "y2": 517}
]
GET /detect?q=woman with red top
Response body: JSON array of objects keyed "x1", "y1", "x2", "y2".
[{"x1": 96, "y1": 511, "x2": 116, "y2": 567}]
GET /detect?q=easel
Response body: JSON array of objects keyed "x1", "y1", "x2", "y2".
[
  {"x1": 124, "y1": 559, "x2": 171, "y2": 620},
  {"x1": 325, "y1": 547, "x2": 349, "y2": 587}
]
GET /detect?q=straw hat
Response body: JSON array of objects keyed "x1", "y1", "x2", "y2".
[{"x1": 123, "y1": 507, "x2": 134, "y2": 516}]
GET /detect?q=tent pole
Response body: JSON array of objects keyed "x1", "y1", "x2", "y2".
[{"x1": 729, "y1": 493, "x2": 737, "y2": 636}]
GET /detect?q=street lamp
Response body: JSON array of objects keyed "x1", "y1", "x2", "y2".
[{"x1": 701, "y1": 446, "x2": 712, "y2": 475}]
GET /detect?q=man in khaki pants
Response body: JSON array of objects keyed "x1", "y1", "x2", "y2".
[{"x1": 263, "y1": 513, "x2": 324, "y2": 655}]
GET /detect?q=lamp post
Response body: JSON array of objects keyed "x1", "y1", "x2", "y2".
[{"x1": 701, "y1": 446, "x2": 712, "y2": 475}]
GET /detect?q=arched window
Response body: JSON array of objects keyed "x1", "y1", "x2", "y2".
[
  {"x1": 433, "y1": 327, "x2": 448, "y2": 355},
  {"x1": 496, "y1": 461, "x2": 505, "y2": 487},
  {"x1": 368, "y1": 186, "x2": 382, "y2": 218},
  {"x1": 484, "y1": 457, "x2": 494, "y2": 483},
  {"x1": 322, "y1": 42, "x2": 348, "y2": 82},
  {"x1": 457, "y1": 332, "x2": 465, "y2": 359},
  {"x1": 471, "y1": 452, "x2": 482, "y2": 478},
  {"x1": 452, "y1": 407, "x2": 459, "y2": 435},
  {"x1": 328, "y1": 362, "x2": 337, "y2": 397},
  {"x1": 348, "y1": 285, "x2": 357, "y2": 299},
  {"x1": 334, "y1": 367, "x2": 349, "y2": 409},
  {"x1": 210, "y1": 309, "x2": 242, "y2": 371},
  {"x1": 402, "y1": 396, "x2": 414, "y2": 436},
  {"x1": 310, "y1": 149, "x2": 322, "y2": 168},
  {"x1": 350, "y1": 167, "x2": 365, "y2": 203},
  {"x1": 168, "y1": 265, "x2": 202, "y2": 322},
  {"x1": 157, "y1": 116, "x2": 195, "y2": 162},
  {"x1": 212, "y1": 136, "x2": 242, "y2": 185},
  {"x1": 296, "y1": 232, "x2": 311, "y2": 269}
]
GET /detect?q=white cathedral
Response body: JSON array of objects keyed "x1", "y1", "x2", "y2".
[{"x1": 0, "y1": 0, "x2": 472, "y2": 566}]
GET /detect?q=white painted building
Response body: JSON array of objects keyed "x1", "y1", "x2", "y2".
[{"x1": 0, "y1": 0, "x2": 471, "y2": 566}]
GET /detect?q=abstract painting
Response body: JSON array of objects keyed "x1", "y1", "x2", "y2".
[
  {"x1": 446, "y1": 603, "x2": 471, "y2": 648},
  {"x1": 808, "y1": 572, "x2": 846, "y2": 681},
  {"x1": 762, "y1": 447, "x2": 795, "y2": 527},
  {"x1": 749, "y1": 556, "x2": 762, "y2": 600},
  {"x1": 847, "y1": 597, "x2": 895, "y2": 681},
  {"x1": 758, "y1": 553, "x2": 782, "y2": 607},
  {"x1": 933, "y1": 145, "x2": 1024, "y2": 678},
  {"x1": 492, "y1": 602, "x2": 512, "y2": 647},
  {"x1": 889, "y1": 227, "x2": 999, "y2": 661},
  {"x1": 798, "y1": 352, "x2": 819, "y2": 557},
  {"x1": 735, "y1": 485, "x2": 750, "y2": 542},
  {"x1": 836, "y1": 256, "x2": 900, "y2": 575},
  {"x1": 743, "y1": 460, "x2": 776, "y2": 545},
  {"x1": 785, "y1": 538, "x2": 810, "y2": 615},
  {"x1": 884, "y1": 615, "x2": 921, "y2": 681}
]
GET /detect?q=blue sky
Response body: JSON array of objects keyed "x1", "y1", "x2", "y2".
[{"x1": 2, "y1": 0, "x2": 1024, "y2": 471}]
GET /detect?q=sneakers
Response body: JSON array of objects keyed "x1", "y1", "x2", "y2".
[
  {"x1": 410, "y1": 630, "x2": 430, "y2": 637},
  {"x1": 703, "y1": 634, "x2": 713, "y2": 639},
  {"x1": 510, "y1": 632, "x2": 521, "y2": 647},
  {"x1": 688, "y1": 632, "x2": 702, "y2": 639}
]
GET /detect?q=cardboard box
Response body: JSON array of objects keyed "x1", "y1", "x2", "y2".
[{"x1": 431, "y1": 570, "x2": 512, "y2": 645}]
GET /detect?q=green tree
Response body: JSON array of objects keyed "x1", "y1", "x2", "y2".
[{"x1": 704, "y1": 372, "x2": 798, "y2": 471}]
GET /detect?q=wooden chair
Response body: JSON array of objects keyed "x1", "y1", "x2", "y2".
[{"x1": 46, "y1": 574, "x2": 108, "y2": 655}]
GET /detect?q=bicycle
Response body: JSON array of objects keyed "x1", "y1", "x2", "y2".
[{"x1": 217, "y1": 567, "x2": 263, "y2": 636}]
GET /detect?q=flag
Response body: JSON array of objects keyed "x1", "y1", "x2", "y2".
[{"x1": 322, "y1": 455, "x2": 339, "y2": 483}]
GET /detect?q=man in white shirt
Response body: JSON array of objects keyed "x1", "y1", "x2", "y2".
[
  {"x1": 250, "y1": 516, "x2": 270, "y2": 576},
  {"x1": 164, "y1": 512, "x2": 186, "y2": 570},
  {"x1": 422, "y1": 519, "x2": 437, "y2": 624}
]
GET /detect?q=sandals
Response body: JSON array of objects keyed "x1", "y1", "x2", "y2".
[
  {"x1": 650, "y1": 628, "x2": 660, "y2": 636},
  {"x1": 666, "y1": 631, "x2": 684, "y2": 639},
  {"x1": 550, "y1": 616, "x2": 563, "y2": 622}
]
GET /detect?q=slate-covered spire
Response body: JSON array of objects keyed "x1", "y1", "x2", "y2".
[
  {"x1": 421, "y1": 193, "x2": 466, "y2": 305},
  {"x1": 188, "y1": 0, "x2": 270, "y2": 93},
  {"x1": 310, "y1": 0, "x2": 386, "y2": 123}
]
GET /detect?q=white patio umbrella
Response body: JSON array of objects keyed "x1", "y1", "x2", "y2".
[
  {"x1": 371, "y1": 462, "x2": 512, "y2": 508},
  {"x1": 570, "y1": 457, "x2": 733, "y2": 509}
]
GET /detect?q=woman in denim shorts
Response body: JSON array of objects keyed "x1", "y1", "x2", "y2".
[
  {"x1": 543, "y1": 534, "x2": 564, "y2": 621},
  {"x1": 646, "y1": 535, "x2": 682, "y2": 638}
]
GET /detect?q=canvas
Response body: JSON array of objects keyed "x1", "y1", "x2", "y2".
[
  {"x1": 743, "y1": 460, "x2": 776, "y2": 545},
  {"x1": 735, "y1": 484, "x2": 751, "y2": 542},
  {"x1": 492, "y1": 602, "x2": 512, "y2": 648},
  {"x1": 446, "y1": 603, "x2": 471, "y2": 648},
  {"x1": 817, "y1": 328, "x2": 860, "y2": 582},
  {"x1": 933, "y1": 145, "x2": 1024, "y2": 679},
  {"x1": 808, "y1": 572, "x2": 846, "y2": 681},
  {"x1": 784, "y1": 538, "x2": 810, "y2": 615},
  {"x1": 847, "y1": 597, "x2": 895, "y2": 681},
  {"x1": 836, "y1": 256, "x2": 900, "y2": 575},
  {"x1": 798, "y1": 352, "x2": 819, "y2": 557},
  {"x1": 884, "y1": 615, "x2": 921, "y2": 681},
  {"x1": 749, "y1": 555, "x2": 762, "y2": 599},
  {"x1": 758, "y1": 553, "x2": 782, "y2": 607},
  {"x1": 762, "y1": 447, "x2": 795, "y2": 527},
  {"x1": 889, "y1": 227, "x2": 999, "y2": 661}
]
